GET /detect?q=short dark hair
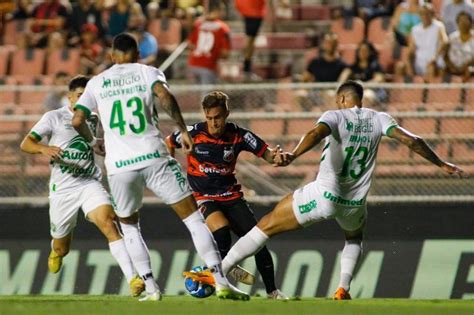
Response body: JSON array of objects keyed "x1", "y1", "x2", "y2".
[
  {"x1": 68, "y1": 75, "x2": 89, "y2": 91},
  {"x1": 112, "y1": 33, "x2": 139, "y2": 55},
  {"x1": 201, "y1": 91, "x2": 229, "y2": 111},
  {"x1": 456, "y1": 11, "x2": 472, "y2": 24},
  {"x1": 337, "y1": 80, "x2": 364, "y2": 101}
]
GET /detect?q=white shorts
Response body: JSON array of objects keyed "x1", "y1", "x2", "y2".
[
  {"x1": 292, "y1": 180, "x2": 367, "y2": 231},
  {"x1": 108, "y1": 157, "x2": 192, "y2": 218},
  {"x1": 49, "y1": 181, "x2": 112, "y2": 238}
]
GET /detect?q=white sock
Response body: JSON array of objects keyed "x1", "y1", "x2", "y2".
[
  {"x1": 109, "y1": 238, "x2": 135, "y2": 283},
  {"x1": 182, "y1": 211, "x2": 228, "y2": 287},
  {"x1": 120, "y1": 222, "x2": 159, "y2": 294},
  {"x1": 222, "y1": 226, "x2": 269, "y2": 275},
  {"x1": 339, "y1": 239, "x2": 362, "y2": 291}
]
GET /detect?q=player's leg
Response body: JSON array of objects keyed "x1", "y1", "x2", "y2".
[
  {"x1": 49, "y1": 234, "x2": 72, "y2": 273},
  {"x1": 222, "y1": 193, "x2": 302, "y2": 275},
  {"x1": 108, "y1": 171, "x2": 161, "y2": 301},
  {"x1": 333, "y1": 205, "x2": 367, "y2": 300},
  {"x1": 145, "y1": 159, "x2": 249, "y2": 300},
  {"x1": 243, "y1": 17, "x2": 263, "y2": 75},
  {"x1": 226, "y1": 199, "x2": 287, "y2": 299}
]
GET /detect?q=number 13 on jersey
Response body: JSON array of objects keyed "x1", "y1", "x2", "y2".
[{"x1": 109, "y1": 97, "x2": 147, "y2": 135}]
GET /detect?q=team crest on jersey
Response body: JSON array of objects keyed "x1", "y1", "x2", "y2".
[
  {"x1": 102, "y1": 77, "x2": 111, "y2": 88},
  {"x1": 243, "y1": 132, "x2": 257, "y2": 149},
  {"x1": 345, "y1": 120, "x2": 354, "y2": 132},
  {"x1": 223, "y1": 147, "x2": 234, "y2": 162}
]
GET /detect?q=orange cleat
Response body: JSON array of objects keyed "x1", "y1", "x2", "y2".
[
  {"x1": 333, "y1": 287, "x2": 351, "y2": 300},
  {"x1": 182, "y1": 270, "x2": 216, "y2": 286}
]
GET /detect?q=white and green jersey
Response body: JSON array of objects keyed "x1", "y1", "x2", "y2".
[
  {"x1": 75, "y1": 63, "x2": 169, "y2": 175},
  {"x1": 316, "y1": 107, "x2": 398, "y2": 203},
  {"x1": 30, "y1": 106, "x2": 101, "y2": 195}
]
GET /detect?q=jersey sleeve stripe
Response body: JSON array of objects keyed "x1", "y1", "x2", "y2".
[
  {"x1": 30, "y1": 131, "x2": 42, "y2": 141},
  {"x1": 385, "y1": 124, "x2": 398, "y2": 136},
  {"x1": 151, "y1": 79, "x2": 167, "y2": 95},
  {"x1": 256, "y1": 143, "x2": 268, "y2": 158},
  {"x1": 74, "y1": 104, "x2": 91, "y2": 118},
  {"x1": 318, "y1": 121, "x2": 332, "y2": 133}
]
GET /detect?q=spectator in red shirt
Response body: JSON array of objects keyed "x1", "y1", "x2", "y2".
[
  {"x1": 187, "y1": 4, "x2": 230, "y2": 84},
  {"x1": 29, "y1": 0, "x2": 68, "y2": 47},
  {"x1": 235, "y1": 0, "x2": 265, "y2": 77},
  {"x1": 79, "y1": 23, "x2": 104, "y2": 75}
]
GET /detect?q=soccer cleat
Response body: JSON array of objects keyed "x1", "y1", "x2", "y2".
[
  {"x1": 129, "y1": 275, "x2": 146, "y2": 297},
  {"x1": 216, "y1": 285, "x2": 250, "y2": 301},
  {"x1": 138, "y1": 290, "x2": 162, "y2": 302},
  {"x1": 182, "y1": 270, "x2": 215, "y2": 286},
  {"x1": 48, "y1": 249, "x2": 62, "y2": 273},
  {"x1": 267, "y1": 289, "x2": 289, "y2": 300},
  {"x1": 333, "y1": 287, "x2": 351, "y2": 300},
  {"x1": 228, "y1": 265, "x2": 255, "y2": 285}
]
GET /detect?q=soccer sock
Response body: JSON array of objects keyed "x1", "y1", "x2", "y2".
[
  {"x1": 212, "y1": 226, "x2": 232, "y2": 258},
  {"x1": 243, "y1": 59, "x2": 252, "y2": 73},
  {"x1": 182, "y1": 211, "x2": 227, "y2": 287},
  {"x1": 339, "y1": 239, "x2": 363, "y2": 291},
  {"x1": 254, "y1": 246, "x2": 277, "y2": 293},
  {"x1": 120, "y1": 222, "x2": 159, "y2": 294},
  {"x1": 109, "y1": 238, "x2": 135, "y2": 283},
  {"x1": 222, "y1": 226, "x2": 269, "y2": 275}
]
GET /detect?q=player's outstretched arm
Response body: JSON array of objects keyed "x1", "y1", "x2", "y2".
[
  {"x1": 20, "y1": 134, "x2": 62, "y2": 160},
  {"x1": 388, "y1": 126, "x2": 464, "y2": 177},
  {"x1": 152, "y1": 82, "x2": 194, "y2": 154},
  {"x1": 72, "y1": 109, "x2": 95, "y2": 144},
  {"x1": 275, "y1": 123, "x2": 331, "y2": 167}
]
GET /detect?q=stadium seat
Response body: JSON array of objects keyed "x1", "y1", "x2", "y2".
[
  {"x1": 298, "y1": 5, "x2": 331, "y2": 20},
  {"x1": 3, "y1": 20, "x2": 28, "y2": 45},
  {"x1": 0, "y1": 76, "x2": 17, "y2": 105},
  {"x1": 388, "y1": 76, "x2": 425, "y2": 111},
  {"x1": 287, "y1": 119, "x2": 317, "y2": 138},
  {"x1": 400, "y1": 117, "x2": 438, "y2": 136},
  {"x1": 46, "y1": 49, "x2": 81, "y2": 76},
  {"x1": 463, "y1": 79, "x2": 474, "y2": 111},
  {"x1": 377, "y1": 140, "x2": 410, "y2": 163},
  {"x1": 230, "y1": 33, "x2": 310, "y2": 50},
  {"x1": 248, "y1": 119, "x2": 285, "y2": 139},
  {"x1": 340, "y1": 45, "x2": 356, "y2": 65},
  {"x1": 10, "y1": 49, "x2": 46, "y2": 77},
  {"x1": 0, "y1": 48, "x2": 11, "y2": 76},
  {"x1": 330, "y1": 17, "x2": 365, "y2": 46},
  {"x1": 17, "y1": 76, "x2": 54, "y2": 114},
  {"x1": 451, "y1": 140, "x2": 474, "y2": 163},
  {"x1": 425, "y1": 76, "x2": 463, "y2": 111},
  {"x1": 367, "y1": 16, "x2": 393, "y2": 46},
  {"x1": 0, "y1": 107, "x2": 26, "y2": 135},
  {"x1": 411, "y1": 140, "x2": 449, "y2": 162},
  {"x1": 440, "y1": 118, "x2": 474, "y2": 135},
  {"x1": 147, "y1": 18, "x2": 182, "y2": 52},
  {"x1": 378, "y1": 44, "x2": 408, "y2": 72}
]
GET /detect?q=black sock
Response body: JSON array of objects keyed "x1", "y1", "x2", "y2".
[
  {"x1": 212, "y1": 226, "x2": 231, "y2": 259},
  {"x1": 243, "y1": 59, "x2": 252, "y2": 73},
  {"x1": 255, "y1": 246, "x2": 277, "y2": 293}
]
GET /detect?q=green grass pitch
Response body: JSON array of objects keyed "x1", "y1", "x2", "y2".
[{"x1": 0, "y1": 295, "x2": 472, "y2": 315}]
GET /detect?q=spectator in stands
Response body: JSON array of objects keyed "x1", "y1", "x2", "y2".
[
  {"x1": 303, "y1": 33, "x2": 347, "y2": 83},
  {"x1": 129, "y1": 26, "x2": 158, "y2": 65},
  {"x1": 355, "y1": 0, "x2": 397, "y2": 23},
  {"x1": 441, "y1": 0, "x2": 473, "y2": 35},
  {"x1": 9, "y1": 0, "x2": 32, "y2": 20},
  {"x1": 127, "y1": 1, "x2": 147, "y2": 29},
  {"x1": 187, "y1": 4, "x2": 230, "y2": 85},
  {"x1": 68, "y1": 0, "x2": 105, "y2": 46},
  {"x1": 391, "y1": 0, "x2": 422, "y2": 46},
  {"x1": 43, "y1": 71, "x2": 69, "y2": 111},
  {"x1": 339, "y1": 41, "x2": 387, "y2": 107},
  {"x1": 442, "y1": 11, "x2": 474, "y2": 80},
  {"x1": 28, "y1": 0, "x2": 68, "y2": 48},
  {"x1": 46, "y1": 31, "x2": 66, "y2": 54},
  {"x1": 235, "y1": 0, "x2": 265, "y2": 78},
  {"x1": 107, "y1": 0, "x2": 134, "y2": 40},
  {"x1": 79, "y1": 23, "x2": 104, "y2": 75},
  {"x1": 407, "y1": 3, "x2": 448, "y2": 77}
]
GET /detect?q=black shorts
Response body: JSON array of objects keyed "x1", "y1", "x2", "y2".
[
  {"x1": 244, "y1": 17, "x2": 263, "y2": 37},
  {"x1": 199, "y1": 198, "x2": 258, "y2": 237}
]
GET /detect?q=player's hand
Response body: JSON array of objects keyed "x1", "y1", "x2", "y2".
[
  {"x1": 441, "y1": 162, "x2": 464, "y2": 178},
  {"x1": 273, "y1": 151, "x2": 295, "y2": 167},
  {"x1": 40, "y1": 146, "x2": 63, "y2": 161},
  {"x1": 180, "y1": 130, "x2": 195, "y2": 155},
  {"x1": 93, "y1": 138, "x2": 106, "y2": 156}
]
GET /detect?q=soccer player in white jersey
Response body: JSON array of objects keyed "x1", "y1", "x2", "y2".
[
  {"x1": 71, "y1": 33, "x2": 249, "y2": 301},
  {"x1": 20, "y1": 75, "x2": 146, "y2": 297},
  {"x1": 214, "y1": 80, "x2": 463, "y2": 300}
]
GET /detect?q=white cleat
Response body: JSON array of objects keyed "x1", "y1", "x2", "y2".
[
  {"x1": 138, "y1": 290, "x2": 162, "y2": 302},
  {"x1": 216, "y1": 283, "x2": 250, "y2": 301},
  {"x1": 228, "y1": 265, "x2": 255, "y2": 285},
  {"x1": 267, "y1": 289, "x2": 289, "y2": 300}
]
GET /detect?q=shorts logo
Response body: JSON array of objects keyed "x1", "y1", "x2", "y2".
[
  {"x1": 223, "y1": 147, "x2": 234, "y2": 162},
  {"x1": 168, "y1": 159, "x2": 186, "y2": 191},
  {"x1": 299, "y1": 200, "x2": 317, "y2": 214},
  {"x1": 323, "y1": 191, "x2": 365, "y2": 206},
  {"x1": 243, "y1": 132, "x2": 257, "y2": 150}
]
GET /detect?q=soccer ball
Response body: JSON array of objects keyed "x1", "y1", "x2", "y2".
[{"x1": 184, "y1": 266, "x2": 215, "y2": 298}]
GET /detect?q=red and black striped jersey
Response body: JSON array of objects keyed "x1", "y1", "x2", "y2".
[{"x1": 167, "y1": 122, "x2": 268, "y2": 202}]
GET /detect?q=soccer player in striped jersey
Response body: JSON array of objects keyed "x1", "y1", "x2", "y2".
[
  {"x1": 215, "y1": 80, "x2": 463, "y2": 300},
  {"x1": 166, "y1": 91, "x2": 287, "y2": 299},
  {"x1": 71, "y1": 33, "x2": 249, "y2": 301},
  {"x1": 20, "y1": 75, "x2": 145, "y2": 297}
]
